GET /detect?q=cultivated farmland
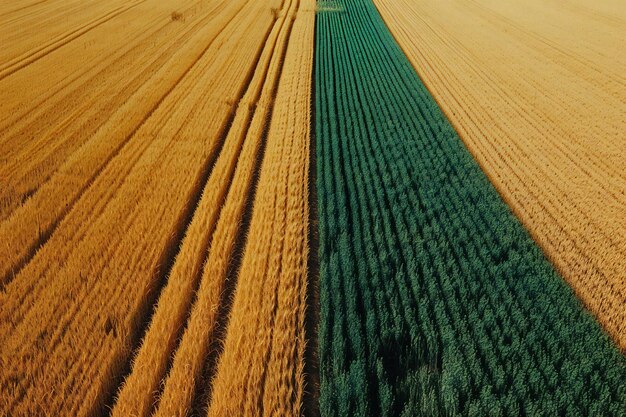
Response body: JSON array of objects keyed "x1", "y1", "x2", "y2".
[
  {"x1": 0, "y1": 0, "x2": 314, "y2": 415},
  {"x1": 374, "y1": 0, "x2": 626, "y2": 350},
  {"x1": 316, "y1": 1, "x2": 625, "y2": 415},
  {"x1": 1, "y1": 0, "x2": 624, "y2": 416}
]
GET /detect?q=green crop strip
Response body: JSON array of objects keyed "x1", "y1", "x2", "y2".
[{"x1": 315, "y1": 0, "x2": 626, "y2": 416}]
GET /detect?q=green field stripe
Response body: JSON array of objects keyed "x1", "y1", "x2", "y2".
[{"x1": 315, "y1": 1, "x2": 626, "y2": 416}]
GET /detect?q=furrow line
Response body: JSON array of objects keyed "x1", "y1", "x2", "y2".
[
  {"x1": 0, "y1": 0, "x2": 48, "y2": 18},
  {"x1": 0, "y1": 2, "x2": 277, "y2": 415},
  {"x1": 151, "y1": 2, "x2": 299, "y2": 414},
  {"x1": 316, "y1": 1, "x2": 626, "y2": 415},
  {"x1": 206, "y1": 1, "x2": 314, "y2": 415},
  {"x1": 0, "y1": 1, "x2": 233, "y2": 226},
  {"x1": 374, "y1": 0, "x2": 626, "y2": 347}
]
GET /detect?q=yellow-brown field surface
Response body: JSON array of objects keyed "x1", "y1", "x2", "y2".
[
  {"x1": 0, "y1": 0, "x2": 315, "y2": 415},
  {"x1": 375, "y1": 0, "x2": 626, "y2": 350}
]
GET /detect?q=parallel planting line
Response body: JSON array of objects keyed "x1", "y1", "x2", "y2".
[
  {"x1": 374, "y1": 0, "x2": 626, "y2": 348},
  {"x1": 206, "y1": 1, "x2": 315, "y2": 414},
  {"x1": 0, "y1": 0, "x2": 226, "y2": 176},
  {"x1": 0, "y1": 0, "x2": 48, "y2": 18},
  {"x1": 0, "y1": 0, "x2": 100, "y2": 36},
  {"x1": 0, "y1": 0, "x2": 235, "y2": 228},
  {"x1": 0, "y1": 2, "x2": 279, "y2": 415},
  {"x1": 0, "y1": 0, "x2": 169, "y2": 134},
  {"x1": 0, "y1": 0, "x2": 251, "y2": 344},
  {"x1": 151, "y1": 2, "x2": 308, "y2": 415},
  {"x1": 316, "y1": 1, "x2": 626, "y2": 415}
]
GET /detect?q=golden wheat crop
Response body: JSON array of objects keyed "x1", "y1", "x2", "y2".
[
  {"x1": 207, "y1": 1, "x2": 315, "y2": 414},
  {"x1": 0, "y1": 0, "x2": 315, "y2": 415}
]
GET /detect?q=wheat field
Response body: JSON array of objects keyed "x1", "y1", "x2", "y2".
[
  {"x1": 1, "y1": 0, "x2": 624, "y2": 416},
  {"x1": 0, "y1": 0, "x2": 314, "y2": 415}
]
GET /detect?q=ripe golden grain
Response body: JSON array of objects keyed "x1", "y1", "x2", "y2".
[
  {"x1": 206, "y1": 1, "x2": 315, "y2": 414},
  {"x1": 0, "y1": 0, "x2": 314, "y2": 415}
]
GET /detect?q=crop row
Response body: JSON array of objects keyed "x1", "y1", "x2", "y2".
[
  {"x1": 0, "y1": 0, "x2": 237, "y2": 286},
  {"x1": 112, "y1": 0, "x2": 316, "y2": 414}
]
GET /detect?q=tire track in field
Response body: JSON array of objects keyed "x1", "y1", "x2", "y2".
[
  {"x1": 99, "y1": 104, "x2": 239, "y2": 417},
  {"x1": 108, "y1": 6, "x2": 281, "y2": 415},
  {"x1": 0, "y1": 0, "x2": 146, "y2": 81},
  {"x1": 0, "y1": 0, "x2": 248, "y2": 289},
  {"x1": 200, "y1": 13, "x2": 296, "y2": 415},
  {"x1": 0, "y1": 4, "x2": 162, "y2": 134},
  {"x1": 134, "y1": 2, "x2": 310, "y2": 415},
  {"x1": 189, "y1": 93, "x2": 271, "y2": 417},
  {"x1": 0, "y1": 100, "x2": 188, "y2": 414},
  {"x1": 0, "y1": 0, "x2": 252, "y2": 341},
  {"x1": 190, "y1": 13, "x2": 293, "y2": 411},
  {"x1": 0, "y1": 0, "x2": 92, "y2": 25},
  {"x1": 0, "y1": 0, "x2": 48, "y2": 18},
  {"x1": 0, "y1": 0, "x2": 226, "y2": 150},
  {"x1": 205, "y1": 1, "x2": 314, "y2": 414}
]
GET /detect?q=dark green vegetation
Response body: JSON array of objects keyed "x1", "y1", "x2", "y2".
[{"x1": 315, "y1": 1, "x2": 626, "y2": 416}]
